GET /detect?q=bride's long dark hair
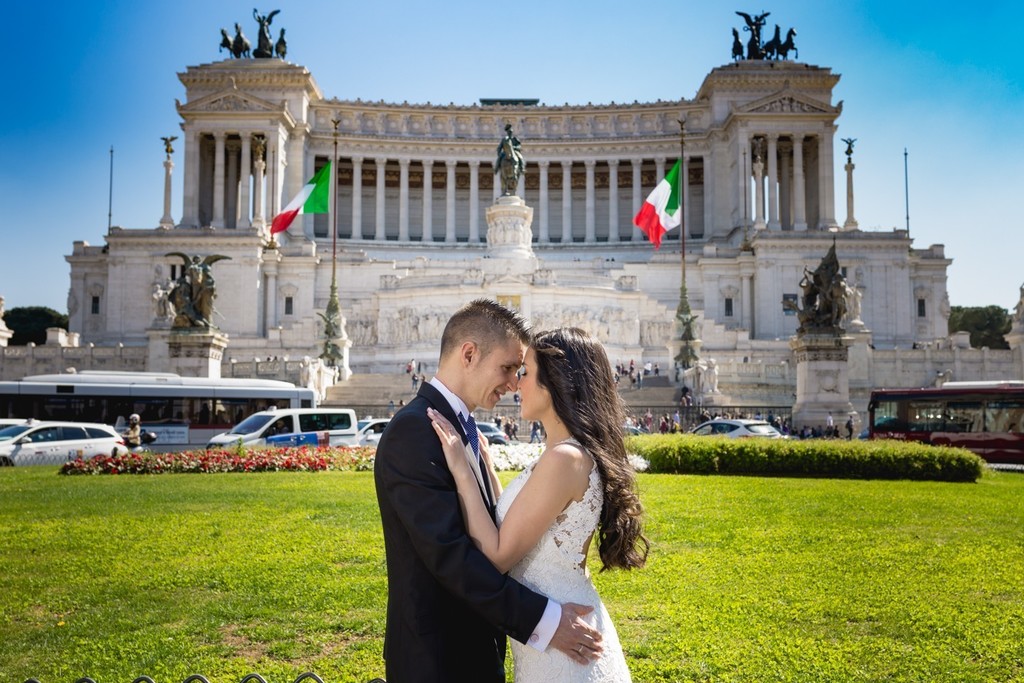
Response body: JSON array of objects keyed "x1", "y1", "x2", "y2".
[{"x1": 531, "y1": 328, "x2": 649, "y2": 571}]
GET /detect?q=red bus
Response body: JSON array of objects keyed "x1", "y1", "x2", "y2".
[{"x1": 868, "y1": 381, "x2": 1024, "y2": 464}]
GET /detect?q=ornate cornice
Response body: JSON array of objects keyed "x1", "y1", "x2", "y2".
[
  {"x1": 696, "y1": 61, "x2": 841, "y2": 99},
  {"x1": 178, "y1": 59, "x2": 322, "y2": 99},
  {"x1": 309, "y1": 100, "x2": 687, "y2": 144}
]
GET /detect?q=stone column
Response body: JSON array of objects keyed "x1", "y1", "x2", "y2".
[
  {"x1": 252, "y1": 138, "x2": 265, "y2": 231},
  {"x1": 422, "y1": 159, "x2": 434, "y2": 242},
  {"x1": 212, "y1": 132, "x2": 226, "y2": 229},
  {"x1": 238, "y1": 134, "x2": 252, "y2": 229},
  {"x1": 767, "y1": 134, "x2": 780, "y2": 230},
  {"x1": 737, "y1": 132, "x2": 749, "y2": 227},
  {"x1": 538, "y1": 160, "x2": 550, "y2": 243},
  {"x1": 607, "y1": 159, "x2": 619, "y2": 243},
  {"x1": 445, "y1": 160, "x2": 457, "y2": 243},
  {"x1": 469, "y1": 160, "x2": 481, "y2": 243},
  {"x1": 264, "y1": 137, "x2": 277, "y2": 223},
  {"x1": 159, "y1": 156, "x2": 175, "y2": 229},
  {"x1": 584, "y1": 159, "x2": 596, "y2": 243},
  {"x1": 844, "y1": 157, "x2": 858, "y2": 230},
  {"x1": 289, "y1": 136, "x2": 312, "y2": 240},
  {"x1": 752, "y1": 158, "x2": 766, "y2": 230},
  {"x1": 631, "y1": 158, "x2": 643, "y2": 241},
  {"x1": 792, "y1": 136, "x2": 808, "y2": 231},
  {"x1": 492, "y1": 161, "x2": 502, "y2": 203},
  {"x1": 265, "y1": 259, "x2": 279, "y2": 332},
  {"x1": 702, "y1": 155, "x2": 714, "y2": 238},
  {"x1": 561, "y1": 161, "x2": 573, "y2": 242},
  {"x1": 398, "y1": 157, "x2": 410, "y2": 241},
  {"x1": 817, "y1": 127, "x2": 839, "y2": 229},
  {"x1": 740, "y1": 272, "x2": 754, "y2": 334},
  {"x1": 778, "y1": 142, "x2": 791, "y2": 229},
  {"x1": 350, "y1": 156, "x2": 363, "y2": 239},
  {"x1": 375, "y1": 158, "x2": 387, "y2": 240},
  {"x1": 225, "y1": 139, "x2": 239, "y2": 229},
  {"x1": 181, "y1": 129, "x2": 200, "y2": 228}
]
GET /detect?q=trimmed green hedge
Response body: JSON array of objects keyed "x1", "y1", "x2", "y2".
[{"x1": 626, "y1": 434, "x2": 986, "y2": 482}]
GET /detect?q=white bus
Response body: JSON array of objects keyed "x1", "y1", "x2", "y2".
[{"x1": 0, "y1": 371, "x2": 316, "y2": 452}]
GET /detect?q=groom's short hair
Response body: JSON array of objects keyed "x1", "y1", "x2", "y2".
[{"x1": 440, "y1": 299, "x2": 530, "y2": 360}]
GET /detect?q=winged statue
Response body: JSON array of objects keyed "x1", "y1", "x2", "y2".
[
  {"x1": 161, "y1": 136, "x2": 178, "y2": 155},
  {"x1": 164, "y1": 253, "x2": 232, "y2": 329}
]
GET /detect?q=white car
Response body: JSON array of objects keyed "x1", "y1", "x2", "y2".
[
  {"x1": 0, "y1": 421, "x2": 128, "y2": 466},
  {"x1": 356, "y1": 418, "x2": 390, "y2": 446},
  {"x1": 690, "y1": 419, "x2": 785, "y2": 439}
]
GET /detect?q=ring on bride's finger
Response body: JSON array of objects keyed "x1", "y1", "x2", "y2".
[{"x1": 576, "y1": 646, "x2": 583, "y2": 654}]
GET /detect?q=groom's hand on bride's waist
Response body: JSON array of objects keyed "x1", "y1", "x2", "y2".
[{"x1": 550, "y1": 603, "x2": 604, "y2": 665}]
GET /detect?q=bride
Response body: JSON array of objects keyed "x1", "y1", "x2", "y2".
[{"x1": 430, "y1": 327, "x2": 649, "y2": 681}]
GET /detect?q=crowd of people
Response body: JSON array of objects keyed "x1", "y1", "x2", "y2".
[{"x1": 613, "y1": 359, "x2": 659, "y2": 390}]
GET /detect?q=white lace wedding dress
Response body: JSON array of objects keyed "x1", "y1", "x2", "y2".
[{"x1": 496, "y1": 440, "x2": 632, "y2": 682}]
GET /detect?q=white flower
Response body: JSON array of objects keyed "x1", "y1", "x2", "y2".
[{"x1": 489, "y1": 442, "x2": 649, "y2": 472}]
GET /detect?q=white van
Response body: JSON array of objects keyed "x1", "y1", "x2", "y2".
[{"x1": 206, "y1": 408, "x2": 359, "y2": 450}]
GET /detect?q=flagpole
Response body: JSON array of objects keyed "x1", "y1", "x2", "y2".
[
  {"x1": 107, "y1": 146, "x2": 114, "y2": 232},
  {"x1": 903, "y1": 147, "x2": 910, "y2": 239},
  {"x1": 321, "y1": 118, "x2": 343, "y2": 369},
  {"x1": 675, "y1": 118, "x2": 698, "y2": 374}
]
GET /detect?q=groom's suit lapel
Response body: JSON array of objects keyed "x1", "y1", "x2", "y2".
[{"x1": 418, "y1": 384, "x2": 495, "y2": 512}]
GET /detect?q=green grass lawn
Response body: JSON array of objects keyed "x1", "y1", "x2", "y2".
[{"x1": 1, "y1": 467, "x2": 1022, "y2": 682}]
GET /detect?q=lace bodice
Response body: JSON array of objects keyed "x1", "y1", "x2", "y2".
[
  {"x1": 497, "y1": 440, "x2": 602, "y2": 580},
  {"x1": 496, "y1": 439, "x2": 632, "y2": 682}
]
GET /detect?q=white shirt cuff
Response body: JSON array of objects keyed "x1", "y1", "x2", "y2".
[{"x1": 526, "y1": 599, "x2": 561, "y2": 651}]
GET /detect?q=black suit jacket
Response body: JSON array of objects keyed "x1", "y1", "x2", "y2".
[{"x1": 374, "y1": 383, "x2": 548, "y2": 683}]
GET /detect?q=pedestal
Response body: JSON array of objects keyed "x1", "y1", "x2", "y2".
[
  {"x1": 149, "y1": 329, "x2": 229, "y2": 378},
  {"x1": 485, "y1": 196, "x2": 534, "y2": 260},
  {"x1": 790, "y1": 333, "x2": 856, "y2": 430}
]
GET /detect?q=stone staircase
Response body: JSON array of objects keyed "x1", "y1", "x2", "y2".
[{"x1": 322, "y1": 373, "x2": 421, "y2": 417}]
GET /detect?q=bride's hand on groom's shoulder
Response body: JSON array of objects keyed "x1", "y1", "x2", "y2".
[
  {"x1": 427, "y1": 408, "x2": 469, "y2": 477},
  {"x1": 550, "y1": 602, "x2": 604, "y2": 665}
]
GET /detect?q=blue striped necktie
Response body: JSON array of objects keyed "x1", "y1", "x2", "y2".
[
  {"x1": 458, "y1": 412, "x2": 480, "y2": 458},
  {"x1": 458, "y1": 412, "x2": 493, "y2": 505}
]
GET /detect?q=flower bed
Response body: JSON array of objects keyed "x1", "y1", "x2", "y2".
[
  {"x1": 59, "y1": 442, "x2": 648, "y2": 476},
  {"x1": 59, "y1": 445, "x2": 377, "y2": 475}
]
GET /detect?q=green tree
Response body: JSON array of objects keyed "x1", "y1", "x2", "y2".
[
  {"x1": 3, "y1": 307, "x2": 68, "y2": 346},
  {"x1": 948, "y1": 305, "x2": 1010, "y2": 350}
]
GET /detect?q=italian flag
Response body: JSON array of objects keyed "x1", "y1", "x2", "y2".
[
  {"x1": 270, "y1": 162, "x2": 332, "y2": 235},
  {"x1": 633, "y1": 159, "x2": 681, "y2": 249}
]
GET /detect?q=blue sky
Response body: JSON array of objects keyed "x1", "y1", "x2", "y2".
[{"x1": 2, "y1": 1, "x2": 1021, "y2": 313}]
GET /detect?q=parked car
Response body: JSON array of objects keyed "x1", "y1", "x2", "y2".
[
  {"x1": 356, "y1": 418, "x2": 390, "y2": 446},
  {"x1": 0, "y1": 420, "x2": 127, "y2": 466},
  {"x1": 206, "y1": 408, "x2": 359, "y2": 449},
  {"x1": 690, "y1": 418, "x2": 785, "y2": 439},
  {"x1": 476, "y1": 421, "x2": 510, "y2": 446}
]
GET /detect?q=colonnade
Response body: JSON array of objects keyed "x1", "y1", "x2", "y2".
[
  {"x1": 741, "y1": 131, "x2": 837, "y2": 232},
  {"x1": 178, "y1": 129, "x2": 838, "y2": 241},
  {"x1": 334, "y1": 156, "x2": 689, "y2": 244},
  {"x1": 180, "y1": 129, "x2": 280, "y2": 231}
]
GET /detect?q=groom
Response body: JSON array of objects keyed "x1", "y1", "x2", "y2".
[{"x1": 375, "y1": 299, "x2": 603, "y2": 682}]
